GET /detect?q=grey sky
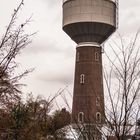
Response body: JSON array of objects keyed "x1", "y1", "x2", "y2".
[{"x1": 0, "y1": 0, "x2": 140, "y2": 99}]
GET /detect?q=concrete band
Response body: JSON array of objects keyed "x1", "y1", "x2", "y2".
[{"x1": 77, "y1": 42, "x2": 100, "y2": 48}]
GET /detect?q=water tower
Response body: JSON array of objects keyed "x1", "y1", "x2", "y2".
[{"x1": 62, "y1": 0, "x2": 118, "y2": 135}]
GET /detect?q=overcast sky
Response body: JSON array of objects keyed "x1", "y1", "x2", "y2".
[{"x1": 0, "y1": 0, "x2": 140, "y2": 102}]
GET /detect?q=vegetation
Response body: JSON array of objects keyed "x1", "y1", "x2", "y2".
[
  {"x1": 0, "y1": 0, "x2": 71, "y2": 139},
  {"x1": 0, "y1": 94, "x2": 70, "y2": 139},
  {"x1": 103, "y1": 33, "x2": 140, "y2": 140},
  {"x1": 0, "y1": 0, "x2": 33, "y2": 110},
  {"x1": 0, "y1": 0, "x2": 140, "y2": 140}
]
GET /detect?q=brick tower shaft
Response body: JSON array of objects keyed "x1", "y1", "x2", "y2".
[
  {"x1": 72, "y1": 43, "x2": 105, "y2": 124},
  {"x1": 62, "y1": 0, "x2": 117, "y2": 133}
]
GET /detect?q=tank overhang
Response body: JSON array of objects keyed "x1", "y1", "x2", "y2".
[{"x1": 63, "y1": 22, "x2": 116, "y2": 44}]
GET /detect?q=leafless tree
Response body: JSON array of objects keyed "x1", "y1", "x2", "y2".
[
  {"x1": 58, "y1": 32, "x2": 140, "y2": 140},
  {"x1": 103, "y1": 32, "x2": 140, "y2": 140},
  {"x1": 0, "y1": 0, "x2": 34, "y2": 109}
]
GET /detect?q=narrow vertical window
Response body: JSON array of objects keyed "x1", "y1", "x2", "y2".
[
  {"x1": 76, "y1": 52, "x2": 80, "y2": 62},
  {"x1": 95, "y1": 52, "x2": 99, "y2": 61},
  {"x1": 80, "y1": 74, "x2": 85, "y2": 84},
  {"x1": 96, "y1": 97, "x2": 100, "y2": 106},
  {"x1": 78, "y1": 112, "x2": 84, "y2": 123},
  {"x1": 96, "y1": 112, "x2": 101, "y2": 123}
]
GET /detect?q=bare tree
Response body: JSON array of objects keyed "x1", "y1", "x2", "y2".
[
  {"x1": 57, "y1": 32, "x2": 140, "y2": 140},
  {"x1": 103, "y1": 32, "x2": 140, "y2": 140},
  {"x1": 0, "y1": 0, "x2": 34, "y2": 109}
]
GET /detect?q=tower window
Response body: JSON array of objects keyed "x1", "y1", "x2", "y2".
[
  {"x1": 78, "y1": 112, "x2": 84, "y2": 123},
  {"x1": 76, "y1": 52, "x2": 80, "y2": 62},
  {"x1": 96, "y1": 112, "x2": 101, "y2": 123},
  {"x1": 95, "y1": 52, "x2": 99, "y2": 61},
  {"x1": 96, "y1": 97, "x2": 100, "y2": 106},
  {"x1": 80, "y1": 74, "x2": 85, "y2": 84}
]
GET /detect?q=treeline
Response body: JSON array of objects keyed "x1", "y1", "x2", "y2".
[{"x1": 0, "y1": 95, "x2": 71, "y2": 140}]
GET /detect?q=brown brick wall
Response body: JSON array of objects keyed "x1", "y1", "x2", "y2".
[{"x1": 72, "y1": 46, "x2": 105, "y2": 124}]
